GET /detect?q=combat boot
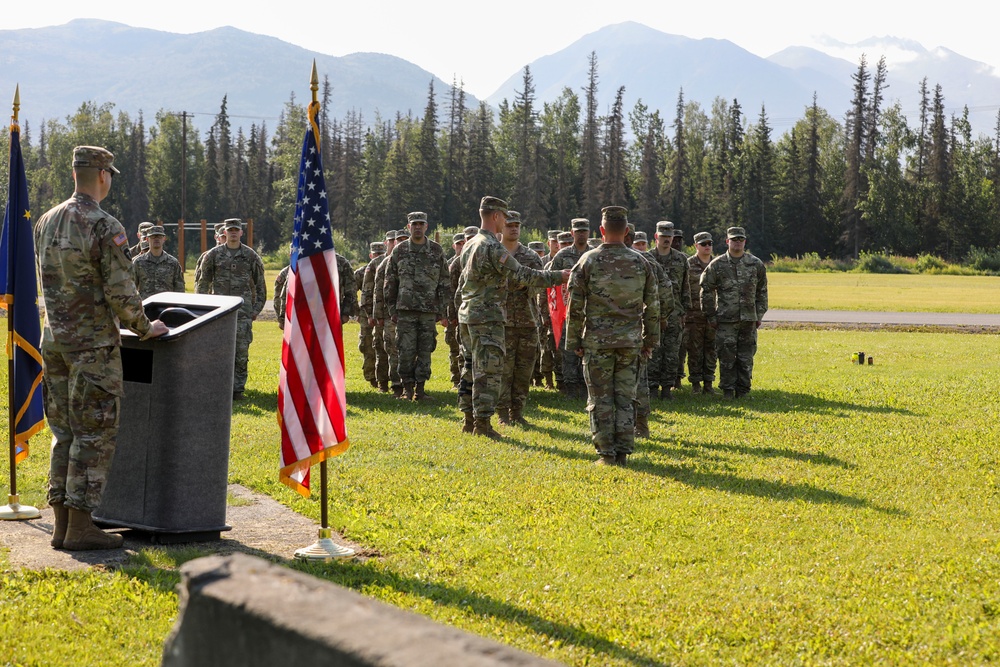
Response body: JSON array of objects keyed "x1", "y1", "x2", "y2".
[
  {"x1": 544, "y1": 372, "x2": 555, "y2": 390},
  {"x1": 473, "y1": 416, "x2": 504, "y2": 440},
  {"x1": 399, "y1": 383, "x2": 414, "y2": 400},
  {"x1": 723, "y1": 389, "x2": 735, "y2": 400},
  {"x1": 462, "y1": 412, "x2": 475, "y2": 434},
  {"x1": 413, "y1": 382, "x2": 432, "y2": 401},
  {"x1": 703, "y1": 381, "x2": 717, "y2": 395},
  {"x1": 615, "y1": 453, "x2": 629, "y2": 466},
  {"x1": 50, "y1": 501, "x2": 68, "y2": 549},
  {"x1": 369, "y1": 379, "x2": 379, "y2": 389},
  {"x1": 690, "y1": 381, "x2": 702, "y2": 394},
  {"x1": 594, "y1": 454, "x2": 617, "y2": 466},
  {"x1": 510, "y1": 409, "x2": 531, "y2": 427},
  {"x1": 377, "y1": 381, "x2": 389, "y2": 393},
  {"x1": 497, "y1": 410, "x2": 512, "y2": 426},
  {"x1": 63, "y1": 507, "x2": 123, "y2": 551},
  {"x1": 392, "y1": 384, "x2": 404, "y2": 399},
  {"x1": 660, "y1": 386, "x2": 674, "y2": 401},
  {"x1": 674, "y1": 377, "x2": 683, "y2": 390},
  {"x1": 634, "y1": 412, "x2": 650, "y2": 439}
]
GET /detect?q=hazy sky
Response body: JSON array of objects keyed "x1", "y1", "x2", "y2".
[{"x1": 6, "y1": 1, "x2": 999, "y2": 99}]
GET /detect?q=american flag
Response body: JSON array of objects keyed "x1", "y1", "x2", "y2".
[{"x1": 278, "y1": 100, "x2": 350, "y2": 496}]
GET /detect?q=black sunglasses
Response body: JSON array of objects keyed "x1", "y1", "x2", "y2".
[{"x1": 698, "y1": 241, "x2": 713, "y2": 246}]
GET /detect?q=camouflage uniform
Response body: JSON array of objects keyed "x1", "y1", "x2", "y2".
[
  {"x1": 647, "y1": 222, "x2": 689, "y2": 396},
  {"x1": 195, "y1": 238, "x2": 266, "y2": 394},
  {"x1": 128, "y1": 221, "x2": 154, "y2": 259},
  {"x1": 334, "y1": 253, "x2": 358, "y2": 323},
  {"x1": 131, "y1": 248, "x2": 185, "y2": 300},
  {"x1": 629, "y1": 239, "x2": 673, "y2": 436},
  {"x1": 194, "y1": 222, "x2": 227, "y2": 286},
  {"x1": 497, "y1": 243, "x2": 543, "y2": 421},
  {"x1": 685, "y1": 243, "x2": 717, "y2": 389},
  {"x1": 699, "y1": 229, "x2": 768, "y2": 397},
  {"x1": 361, "y1": 247, "x2": 388, "y2": 390},
  {"x1": 273, "y1": 265, "x2": 289, "y2": 327},
  {"x1": 446, "y1": 252, "x2": 464, "y2": 385},
  {"x1": 547, "y1": 228, "x2": 589, "y2": 396},
  {"x1": 372, "y1": 249, "x2": 401, "y2": 394},
  {"x1": 356, "y1": 244, "x2": 384, "y2": 385},
  {"x1": 385, "y1": 233, "x2": 450, "y2": 391},
  {"x1": 567, "y1": 214, "x2": 659, "y2": 460},
  {"x1": 458, "y1": 217, "x2": 564, "y2": 423},
  {"x1": 35, "y1": 189, "x2": 154, "y2": 513}
]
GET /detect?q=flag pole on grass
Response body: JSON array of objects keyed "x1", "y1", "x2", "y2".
[
  {"x1": 1, "y1": 86, "x2": 43, "y2": 521},
  {"x1": 278, "y1": 62, "x2": 354, "y2": 560}
]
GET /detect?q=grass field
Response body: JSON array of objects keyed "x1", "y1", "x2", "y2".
[{"x1": 3, "y1": 321, "x2": 999, "y2": 665}]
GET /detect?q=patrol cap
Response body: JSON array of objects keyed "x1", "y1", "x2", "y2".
[
  {"x1": 384, "y1": 229, "x2": 397, "y2": 240},
  {"x1": 546, "y1": 230, "x2": 560, "y2": 241},
  {"x1": 570, "y1": 218, "x2": 590, "y2": 231},
  {"x1": 370, "y1": 241, "x2": 386, "y2": 254},
  {"x1": 463, "y1": 225, "x2": 480, "y2": 239},
  {"x1": 505, "y1": 210, "x2": 522, "y2": 224},
  {"x1": 452, "y1": 233, "x2": 466, "y2": 243},
  {"x1": 673, "y1": 229, "x2": 684, "y2": 238},
  {"x1": 727, "y1": 226, "x2": 747, "y2": 240},
  {"x1": 634, "y1": 231, "x2": 648, "y2": 243},
  {"x1": 528, "y1": 241, "x2": 546, "y2": 252},
  {"x1": 137, "y1": 221, "x2": 155, "y2": 234},
  {"x1": 72, "y1": 145, "x2": 120, "y2": 174},
  {"x1": 224, "y1": 218, "x2": 243, "y2": 230},
  {"x1": 655, "y1": 220, "x2": 675, "y2": 236},
  {"x1": 146, "y1": 225, "x2": 166, "y2": 237},
  {"x1": 479, "y1": 196, "x2": 508, "y2": 212},
  {"x1": 626, "y1": 222, "x2": 635, "y2": 234},
  {"x1": 557, "y1": 231, "x2": 573, "y2": 244},
  {"x1": 601, "y1": 206, "x2": 628, "y2": 223},
  {"x1": 694, "y1": 231, "x2": 713, "y2": 244},
  {"x1": 396, "y1": 228, "x2": 410, "y2": 239},
  {"x1": 214, "y1": 222, "x2": 227, "y2": 235},
  {"x1": 407, "y1": 211, "x2": 428, "y2": 224}
]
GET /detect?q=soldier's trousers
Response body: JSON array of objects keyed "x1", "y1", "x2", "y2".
[
  {"x1": 382, "y1": 319, "x2": 402, "y2": 389},
  {"x1": 649, "y1": 314, "x2": 682, "y2": 390},
  {"x1": 234, "y1": 315, "x2": 253, "y2": 393},
  {"x1": 373, "y1": 322, "x2": 388, "y2": 387},
  {"x1": 445, "y1": 321, "x2": 461, "y2": 384},
  {"x1": 539, "y1": 326, "x2": 562, "y2": 384},
  {"x1": 634, "y1": 357, "x2": 650, "y2": 419},
  {"x1": 583, "y1": 348, "x2": 639, "y2": 456},
  {"x1": 395, "y1": 311, "x2": 438, "y2": 384},
  {"x1": 561, "y1": 322, "x2": 584, "y2": 389},
  {"x1": 677, "y1": 325, "x2": 687, "y2": 382},
  {"x1": 359, "y1": 318, "x2": 376, "y2": 383},
  {"x1": 459, "y1": 322, "x2": 505, "y2": 418},
  {"x1": 715, "y1": 321, "x2": 757, "y2": 394},
  {"x1": 42, "y1": 346, "x2": 123, "y2": 513},
  {"x1": 498, "y1": 325, "x2": 539, "y2": 415},
  {"x1": 686, "y1": 313, "x2": 717, "y2": 383}
]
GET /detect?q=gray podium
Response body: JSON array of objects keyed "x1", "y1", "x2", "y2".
[{"x1": 94, "y1": 292, "x2": 244, "y2": 543}]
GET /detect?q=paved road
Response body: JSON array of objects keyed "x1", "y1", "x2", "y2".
[{"x1": 764, "y1": 309, "x2": 1000, "y2": 327}]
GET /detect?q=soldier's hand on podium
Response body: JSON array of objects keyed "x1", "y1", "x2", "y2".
[{"x1": 144, "y1": 320, "x2": 170, "y2": 339}]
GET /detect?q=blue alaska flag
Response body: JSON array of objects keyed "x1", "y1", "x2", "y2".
[{"x1": 0, "y1": 120, "x2": 44, "y2": 462}]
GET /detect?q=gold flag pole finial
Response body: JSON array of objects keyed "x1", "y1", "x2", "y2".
[
  {"x1": 310, "y1": 60, "x2": 319, "y2": 105},
  {"x1": 12, "y1": 84, "x2": 20, "y2": 123}
]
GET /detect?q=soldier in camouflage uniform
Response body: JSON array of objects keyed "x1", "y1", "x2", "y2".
[
  {"x1": 274, "y1": 263, "x2": 290, "y2": 328},
  {"x1": 128, "y1": 221, "x2": 154, "y2": 258},
  {"x1": 450, "y1": 226, "x2": 480, "y2": 398},
  {"x1": 625, "y1": 224, "x2": 672, "y2": 440},
  {"x1": 686, "y1": 232, "x2": 718, "y2": 394},
  {"x1": 445, "y1": 232, "x2": 470, "y2": 387},
  {"x1": 567, "y1": 206, "x2": 659, "y2": 466},
  {"x1": 356, "y1": 241, "x2": 385, "y2": 386},
  {"x1": 34, "y1": 146, "x2": 169, "y2": 551},
  {"x1": 457, "y1": 197, "x2": 569, "y2": 438},
  {"x1": 131, "y1": 225, "x2": 185, "y2": 299},
  {"x1": 195, "y1": 218, "x2": 266, "y2": 399},
  {"x1": 673, "y1": 228, "x2": 688, "y2": 390},
  {"x1": 367, "y1": 231, "x2": 397, "y2": 392},
  {"x1": 527, "y1": 240, "x2": 548, "y2": 387},
  {"x1": 496, "y1": 212, "x2": 544, "y2": 426},
  {"x1": 541, "y1": 230, "x2": 573, "y2": 391},
  {"x1": 700, "y1": 227, "x2": 768, "y2": 399},
  {"x1": 195, "y1": 222, "x2": 227, "y2": 286},
  {"x1": 548, "y1": 219, "x2": 591, "y2": 398},
  {"x1": 374, "y1": 228, "x2": 409, "y2": 397},
  {"x1": 385, "y1": 212, "x2": 450, "y2": 401},
  {"x1": 647, "y1": 220, "x2": 690, "y2": 400}
]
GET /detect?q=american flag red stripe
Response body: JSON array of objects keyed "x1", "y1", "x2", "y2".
[{"x1": 278, "y1": 100, "x2": 349, "y2": 496}]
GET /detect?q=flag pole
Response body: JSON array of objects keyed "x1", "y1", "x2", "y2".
[
  {"x1": 294, "y1": 61, "x2": 353, "y2": 561},
  {"x1": 1, "y1": 85, "x2": 40, "y2": 521}
]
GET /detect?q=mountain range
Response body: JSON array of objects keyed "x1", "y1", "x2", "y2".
[{"x1": 1, "y1": 19, "x2": 998, "y2": 139}]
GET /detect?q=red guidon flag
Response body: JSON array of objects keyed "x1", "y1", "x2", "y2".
[
  {"x1": 548, "y1": 285, "x2": 566, "y2": 348},
  {"x1": 278, "y1": 99, "x2": 349, "y2": 496}
]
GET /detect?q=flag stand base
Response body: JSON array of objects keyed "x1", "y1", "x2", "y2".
[
  {"x1": 294, "y1": 527, "x2": 355, "y2": 561},
  {"x1": 0, "y1": 494, "x2": 40, "y2": 521}
]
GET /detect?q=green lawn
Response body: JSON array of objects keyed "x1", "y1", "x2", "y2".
[
  {"x1": 768, "y1": 272, "x2": 1000, "y2": 313},
  {"x1": 3, "y1": 323, "x2": 999, "y2": 665}
]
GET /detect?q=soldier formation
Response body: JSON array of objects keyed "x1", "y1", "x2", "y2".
[{"x1": 352, "y1": 197, "x2": 768, "y2": 465}]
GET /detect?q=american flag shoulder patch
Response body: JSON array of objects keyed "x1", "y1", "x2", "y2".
[{"x1": 113, "y1": 231, "x2": 128, "y2": 247}]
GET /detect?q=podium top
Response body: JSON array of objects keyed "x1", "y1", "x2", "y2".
[{"x1": 121, "y1": 292, "x2": 244, "y2": 342}]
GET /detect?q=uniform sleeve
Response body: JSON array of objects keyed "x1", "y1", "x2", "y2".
[
  {"x1": 274, "y1": 268, "x2": 288, "y2": 320},
  {"x1": 339, "y1": 256, "x2": 357, "y2": 320},
  {"x1": 384, "y1": 254, "x2": 399, "y2": 320},
  {"x1": 361, "y1": 265, "x2": 375, "y2": 318},
  {"x1": 680, "y1": 254, "x2": 693, "y2": 311},
  {"x1": 195, "y1": 249, "x2": 213, "y2": 294},
  {"x1": 755, "y1": 261, "x2": 768, "y2": 321},
  {"x1": 642, "y1": 265, "x2": 660, "y2": 349},
  {"x1": 700, "y1": 264, "x2": 718, "y2": 320},
  {"x1": 565, "y1": 261, "x2": 587, "y2": 351},
  {"x1": 98, "y1": 219, "x2": 152, "y2": 337},
  {"x1": 173, "y1": 260, "x2": 186, "y2": 293},
  {"x1": 435, "y1": 254, "x2": 450, "y2": 321},
  {"x1": 251, "y1": 254, "x2": 266, "y2": 318}
]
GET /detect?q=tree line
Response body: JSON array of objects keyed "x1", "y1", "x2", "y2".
[{"x1": 5, "y1": 52, "x2": 1000, "y2": 263}]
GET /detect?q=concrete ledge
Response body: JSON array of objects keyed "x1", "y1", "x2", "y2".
[{"x1": 161, "y1": 553, "x2": 562, "y2": 667}]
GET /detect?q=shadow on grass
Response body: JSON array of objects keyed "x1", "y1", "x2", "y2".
[
  {"x1": 663, "y1": 388, "x2": 916, "y2": 417},
  {"x1": 294, "y1": 558, "x2": 666, "y2": 667}
]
